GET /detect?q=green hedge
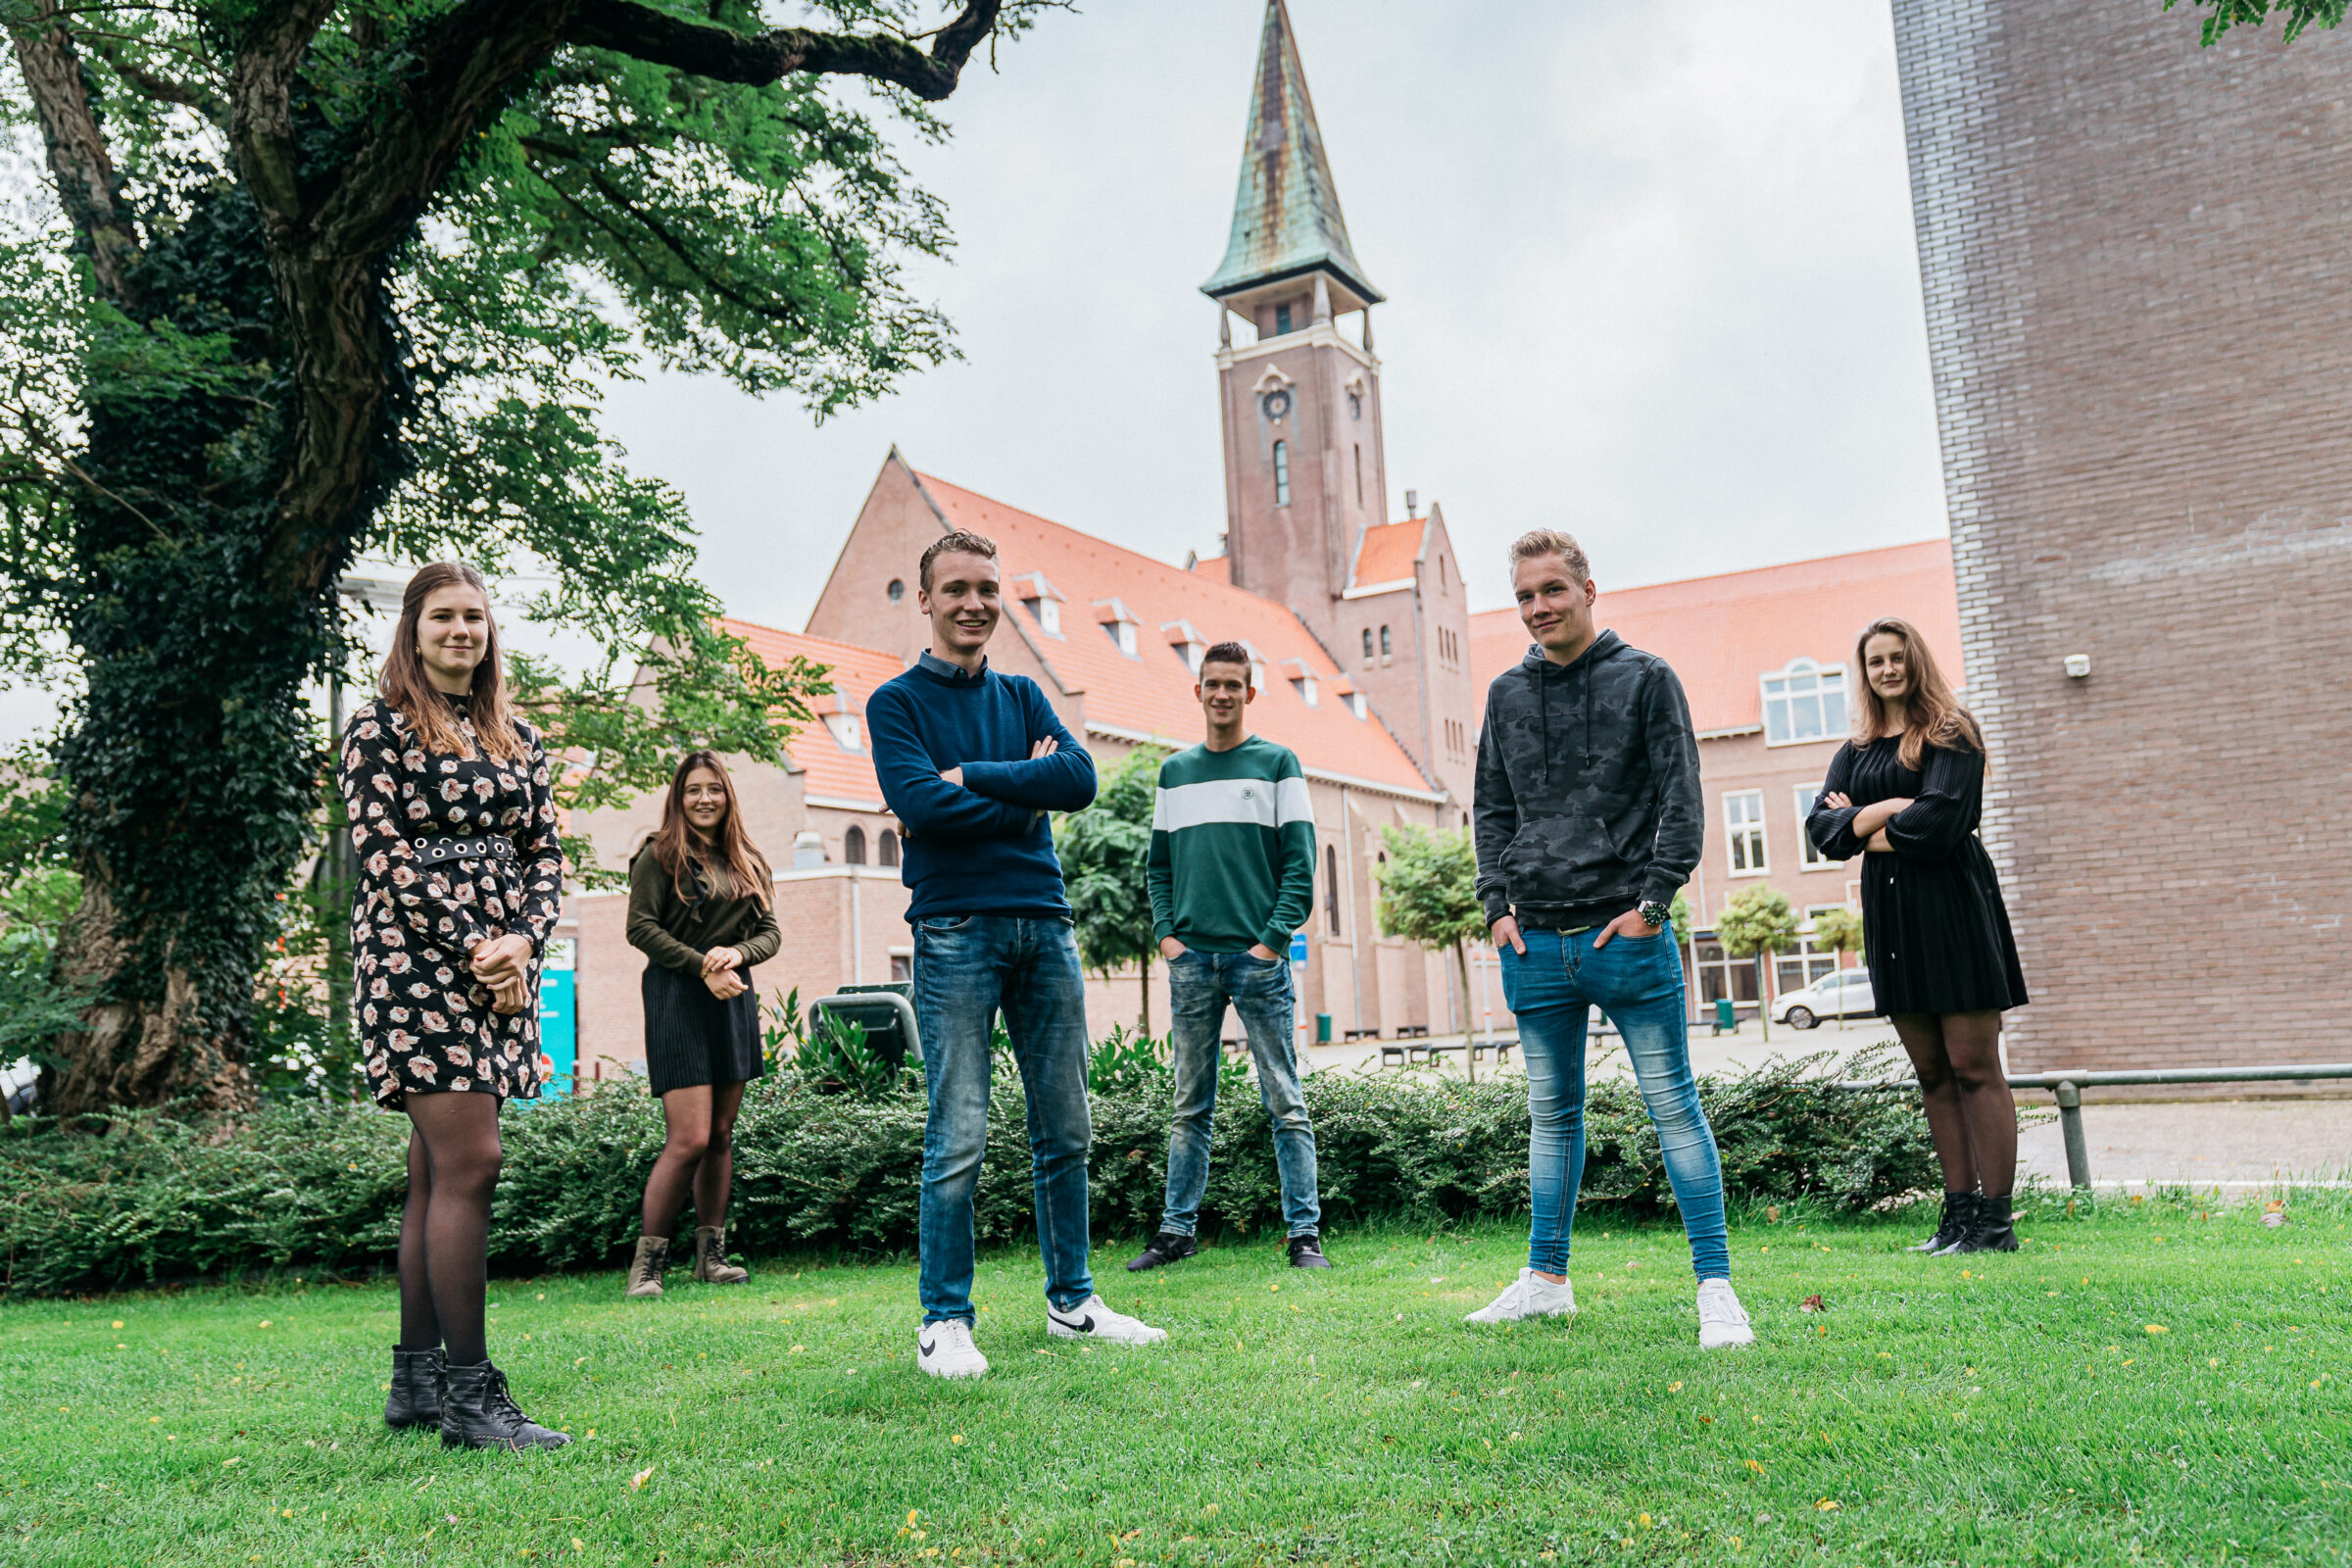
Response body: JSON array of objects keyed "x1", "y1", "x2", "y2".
[{"x1": 0, "y1": 1050, "x2": 1934, "y2": 1296}]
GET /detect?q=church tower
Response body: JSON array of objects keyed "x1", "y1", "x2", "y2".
[
  {"x1": 1203, "y1": 0, "x2": 1386, "y2": 622},
  {"x1": 1202, "y1": 1, "x2": 1477, "y2": 803}
]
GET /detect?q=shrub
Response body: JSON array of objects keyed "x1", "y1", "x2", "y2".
[{"x1": 0, "y1": 1048, "x2": 1934, "y2": 1296}]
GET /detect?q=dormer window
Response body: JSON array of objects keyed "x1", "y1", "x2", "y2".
[
  {"x1": 1293, "y1": 675, "x2": 1318, "y2": 707},
  {"x1": 1280, "y1": 658, "x2": 1318, "y2": 707},
  {"x1": 1162, "y1": 620, "x2": 1206, "y2": 674},
  {"x1": 1008, "y1": 571, "x2": 1065, "y2": 637},
  {"x1": 1345, "y1": 692, "x2": 1367, "y2": 719},
  {"x1": 1762, "y1": 659, "x2": 1848, "y2": 746},
  {"x1": 821, "y1": 712, "x2": 863, "y2": 752},
  {"x1": 1094, "y1": 599, "x2": 1141, "y2": 657}
]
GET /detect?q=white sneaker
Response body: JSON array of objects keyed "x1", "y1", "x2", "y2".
[
  {"x1": 1465, "y1": 1267, "x2": 1577, "y2": 1325},
  {"x1": 1046, "y1": 1294, "x2": 1168, "y2": 1345},
  {"x1": 1696, "y1": 1278, "x2": 1755, "y2": 1349},
  {"x1": 916, "y1": 1318, "x2": 989, "y2": 1379}
]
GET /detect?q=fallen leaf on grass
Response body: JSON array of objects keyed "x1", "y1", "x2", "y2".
[
  {"x1": 1800, "y1": 1294, "x2": 1825, "y2": 1313},
  {"x1": 630, "y1": 1466, "x2": 655, "y2": 1492}
]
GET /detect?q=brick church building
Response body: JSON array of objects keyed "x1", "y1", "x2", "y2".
[{"x1": 563, "y1": 1, "x2": 1972, "y2": 1080}]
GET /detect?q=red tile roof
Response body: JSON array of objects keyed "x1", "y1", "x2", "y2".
[
  {"x1": 914, "y1": 472, "x2": 1437, "y2": 794},
  {"x1": 1469, "y1": 539, "x2": 1961, "y2": 735},
  {"x1": 1350, "y1": 517, "x2": 1426, "y2": 588},
  {"x1": 1188, "y1": 553, "x2": 1231, "y2": 585},
  {"x1": 720, "y1": 619, "x2": 906, "y2": 808}
]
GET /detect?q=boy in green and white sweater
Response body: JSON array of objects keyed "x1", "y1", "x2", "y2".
[{"x1": 1128, "y1": 643, "x2": 1331, "y2": 1273}]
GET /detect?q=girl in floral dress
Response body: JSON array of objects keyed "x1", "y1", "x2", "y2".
[{"x1": 340, "y1": 561, "x2": 567, "y2": 1450}]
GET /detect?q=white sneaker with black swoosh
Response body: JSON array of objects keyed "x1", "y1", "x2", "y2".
[
  {"x1": 1046, "y1": 1295, "x2": 1167, "y2": 1346},
  {"x1": 916, "y1": 1318, "x2": 989, "y2": 1379}
]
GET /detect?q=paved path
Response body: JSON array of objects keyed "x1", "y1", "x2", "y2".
[{"x1": 1295, "y1": 1022, "x2": 2352, "y2": 1189}]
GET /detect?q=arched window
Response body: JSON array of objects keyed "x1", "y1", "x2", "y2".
[
  {"x1": 1361, "y1": 627, "x2": 1374, "y2": 662},
  {"x1": 1761, "y1": 658, "x2": 1849, "y2": 746},
  {"x1": 1353, "y1": 443, "x2": 1363, "y2": 505},
  {"x1": 886, "y1": 578, "x2": 905, "y2": 603},
  {"x1": 844, "y1": 824, "x2": 866, "y2": 865},
  {"x1": 1273, "y1": 441, "x2": 1290, "y2": 507},
  {"x1": 878, "y1": 828, "x2": 900, "y2": 867},
  {"x1": 1379, "y1": 624, "x2": 1392, "y2": 658},
  {"x1": 1324, "y1": 845, "x2": 1342, "y2": 935}
]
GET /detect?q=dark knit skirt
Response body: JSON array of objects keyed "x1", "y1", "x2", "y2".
[{"x1": 642, "y1": 963, "x2": 765, "y2": 1097}]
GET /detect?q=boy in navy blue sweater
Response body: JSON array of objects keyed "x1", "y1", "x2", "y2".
[{"x1": 866, "y1": 528, "x2": 1168, "y2": 1379}]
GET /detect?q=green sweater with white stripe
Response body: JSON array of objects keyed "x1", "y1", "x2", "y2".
[{"x1": 1147, "y1": 735, "x2": 1317, "y2": 955}]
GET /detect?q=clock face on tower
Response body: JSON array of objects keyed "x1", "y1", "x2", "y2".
[{"x1": 1260, "y1": 387, "x2": 1293, "y2": 422}]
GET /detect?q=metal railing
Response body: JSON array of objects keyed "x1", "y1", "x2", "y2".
[{"x1": 1838, "y1": 1063, "x2": 2352, "y2": 1190}]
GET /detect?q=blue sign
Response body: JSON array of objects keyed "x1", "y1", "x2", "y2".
[
  {"x1": 538, "y1": 939, "x2": 576, "y2": 1099},
  {"x1": 1289, "y1": 934, "x2": 1308, "y2": 964}
]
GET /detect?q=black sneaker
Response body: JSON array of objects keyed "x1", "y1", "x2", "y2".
[
  {"x1": 1288, "y1": 1234, "x2": 1333, "y2": 1269},
  {"x1": 1125, "y1": 1232, "x2": 1200, "y2": 1272}
]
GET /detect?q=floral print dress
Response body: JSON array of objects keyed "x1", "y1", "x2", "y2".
[{"x1": 340, "y1": 695, "x2": 564, "y2": 1109}]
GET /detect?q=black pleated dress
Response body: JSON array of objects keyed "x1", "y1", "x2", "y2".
[{"x1": 1804, "y1": 737, "x2": 2028, "y2": 1017}]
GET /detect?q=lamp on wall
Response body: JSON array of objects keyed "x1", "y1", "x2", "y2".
[{"x1": 2064, "y1": 654, "x2": 2091, "y2": 679}]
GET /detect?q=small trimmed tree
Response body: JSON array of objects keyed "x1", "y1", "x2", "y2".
[
  {"x1": 1375, "y1": 825, "x2": 1486, "y2": 1080},
  {"x1": 1808, "y1": 906, "x2": 1864, "y2": 1030},
  {"x1": 1059, "y1": 746, "x2": 1165, "y2": 1035},
  {"x1": 1715, "y1": 884, "x2": 1797, "y2": 1041}
]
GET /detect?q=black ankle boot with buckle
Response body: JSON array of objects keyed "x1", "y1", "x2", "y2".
[
  {"x1": 1953, "y1": 1193, "x2": 2018, "y2": 1254},
  {"x1": 385, "y1": 1346, "x2": 445, "y2": 1430},
  {"x1": 439, "y1": 1361, "x2": 570, "y2": 1451}
]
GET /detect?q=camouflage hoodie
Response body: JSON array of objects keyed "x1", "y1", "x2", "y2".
[{"x1": 1471, "y1": 629, "x2": 1703, "y2": 928}]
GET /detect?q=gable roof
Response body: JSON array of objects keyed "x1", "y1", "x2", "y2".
[
  {"x1": 720, "y1": 620, "x2": 906, "y2": 808},
  {"x1": 1469, "y1": 539, "x2": 1962, "y2": 736},
  {"x1": 1349, "y1": 516, "x2": 1425, "y2": 591},
  {"x1": 1200, "y1": 0, "x2": 1382, "y2": 307},
  {"x1": 910, "y1": 471, "x2": 1435, "y2": 795}
]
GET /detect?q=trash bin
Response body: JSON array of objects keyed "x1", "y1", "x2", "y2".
[
  {"x1": 815, "y1": 982, "x2": 919, "y2": 1069},
  {"x1": 1315, "y1": 1012, "x2": 1332, "y2": 1044},
  {"x1": 1713, "y1": 997, "x2": 1736, "y2": 1035}
]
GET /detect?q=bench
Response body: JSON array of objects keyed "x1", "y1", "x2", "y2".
[{"x1": 1343, "y1": 1027, "x2": 1381, "y2": 1042}]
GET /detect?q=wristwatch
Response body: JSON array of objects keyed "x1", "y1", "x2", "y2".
[{"x1": 1637, "y1": 899, "x2": 1672, "y2": 930}]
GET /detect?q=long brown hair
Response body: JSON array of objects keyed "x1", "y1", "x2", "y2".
[
  {"x1": 377, "y1": 562, "x2": 527, "y2": 764},
  {"x1": 1852, "y1": 615, "x2": 1984, "y2": 770},
  {"x1": 647, "y1": 751, "x2": 772, "y2": 908}
]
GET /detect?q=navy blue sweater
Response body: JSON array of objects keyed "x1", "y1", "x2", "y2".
[{"x1": 865, "y1": 656, "x2": 1098, "y2": 922}]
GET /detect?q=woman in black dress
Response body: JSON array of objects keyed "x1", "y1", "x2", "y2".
[
  {"x1": 1807, "y1": 615, "x2": 2029, "y2": 1256},
  {"x1": 621, "y1": 751, "x2": 780, "y2": 1298},
  {"x1": 341, "y1": 562, "x2": 568, "y2": 1449}
]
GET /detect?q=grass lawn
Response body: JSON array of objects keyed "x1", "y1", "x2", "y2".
[{"x1": 4, "y1": 1194, "x2": 2349, "y2": 1567}]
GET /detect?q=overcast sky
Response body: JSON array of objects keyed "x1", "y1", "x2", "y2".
[
  {"x1": 0, "y1": 0, "x2": 1945, "y2": 742},
  {"x1": 601, "y1": 0, "x2": 1947, "y2": 632}
]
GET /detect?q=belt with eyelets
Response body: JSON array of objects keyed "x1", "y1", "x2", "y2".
[{"x1": 410, "y1": 834, "x2": 514, "y2": 866}]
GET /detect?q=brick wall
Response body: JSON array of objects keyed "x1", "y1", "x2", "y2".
[{"x1": 1892, "y1": 2, "x2": 2352, "y2": 1069}]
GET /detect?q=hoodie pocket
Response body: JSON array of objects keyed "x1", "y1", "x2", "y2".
[{"x1": 1502, "y1": 811, "x2": 1630, "y2": 893}]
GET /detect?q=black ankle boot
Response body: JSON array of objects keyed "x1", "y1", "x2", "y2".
[
  {"x1": 385, "y1": 1346, "x2": 445, "y2": 1430},
  {"x1": 1913, "y1": 1192, "x2": 1978, "y2": 1254},
  {"x1": 1954, "y1": 1194, "x2": 2018, "y2": 1254},
  {"x1": 439, "y1": 1361, "x2": 570, "y2": 1450}
]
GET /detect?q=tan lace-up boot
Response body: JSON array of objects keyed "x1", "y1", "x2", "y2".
[
  {"x1": 625, "y1": 1235, "x2": 668, "y2": 1298},
  {"x1": 694, "y1": 1225, "x2": 749, "y2": 1285}
]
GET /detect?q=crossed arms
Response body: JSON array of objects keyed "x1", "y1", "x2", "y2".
[{"x1": 866, "y1": 685, "x2": 1097, "y2": 841}]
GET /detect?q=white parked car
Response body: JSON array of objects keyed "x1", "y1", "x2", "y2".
[{"x1": 1770, "y1": 969, "x2": 1875, "y2": 1030}]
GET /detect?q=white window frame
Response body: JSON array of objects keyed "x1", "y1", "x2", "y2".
[
  {"x1": 1724, "y1": 789, "x2": 1768, "y2": 877},
  {"x1": 1796, "y1": 782, "x2": 1835, "y2": 868},
  {"x1": 1761, "y1": 659, "x2": 1849, "y2": 748}
]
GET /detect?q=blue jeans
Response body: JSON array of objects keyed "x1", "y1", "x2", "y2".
[
  {"x1": 1160, "y1": 950, "x2": 1321, "y2": 1239},
  {"x1": 913, "y1": 914, "x2": 1095, "y2": 1324},
  {"x1": 1499, "y1": 921, "x2": 1731, "y2": 1281}
]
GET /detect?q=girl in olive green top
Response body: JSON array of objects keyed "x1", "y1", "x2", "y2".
[{"x1": 622, "y1": 751, "x2": 781, "y2": 1298}]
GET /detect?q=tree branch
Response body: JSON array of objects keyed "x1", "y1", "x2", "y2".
[
  {"x1": 224, "y1": 0, "x2": 338, "y2": 229},
  {"x1": 86, "y1": 34, "x2": 228, "y2": 124},
  {"x1": 6, "y1": 1, "x2": 144, "y2": 303},
  {"x1": 563, "y1": 0, "x2": 1004, "y2": 101}
]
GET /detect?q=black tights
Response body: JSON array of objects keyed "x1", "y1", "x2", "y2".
[
  {"x1": 396, "y1": 1092, "x2": 503, "y2": 1366},
  {"x1": 1890, "y1": 1009, "x2": 2016, "y2": 1199},
  {"x1": 639, "y1": 1081, "x2": 748, "y2": 1239}
]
